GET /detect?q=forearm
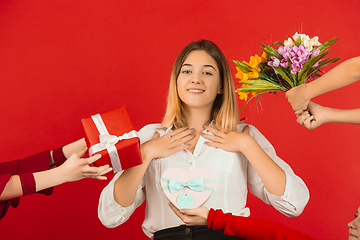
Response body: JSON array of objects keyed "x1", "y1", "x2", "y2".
[
  {"x1": 0, "y1": 168, "x2": 67, "y2": 201},
  {"x1": 61, "y1": 138, "x2": 87, "y2": 158},
  {"x1": 323, "y1": 107, "x2": 360, "y2": 125},
  {"x1": 241, "y1": 138, "x2": 286, "y2": 196},
  {"x1": 307, "y1": 56, "x2": 360, "y2": 99},
  {"x1": 113, "y1": 156, "x2": 151, "y2": 207}
]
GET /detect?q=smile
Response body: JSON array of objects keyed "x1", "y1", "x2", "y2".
[{"x1": 187, "y1": 89, "x2": 205, "y2": 93}]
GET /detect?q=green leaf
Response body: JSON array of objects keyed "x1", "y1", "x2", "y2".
[
  {"x1": 272, "y1": 66, "x2": 295, "y2": 88},
  {"x1": 317, "y1": 38, "x2": 339, "y2": 52},
  {"x1": 233, "y1": 60, "x2": 252, "y2": 73},
  {"x1": 236, "y1": 85, "x2": 283, "y2": 92},
  {"x1": 295, "y1": 36, "x2": 302, "y2": 47},
  {"x1": 271, "y1": 41, "x2": 284, "y2": 47},
  {"x1": 260, "y1": 44, "x2": 282, "y2": 59}
]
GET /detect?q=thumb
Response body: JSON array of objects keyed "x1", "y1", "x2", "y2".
[
  {"x1": 75, "y1": 147, "x2": 88, "y2": 158},
  {"x1": 152, "y1": 131, "x2": 160, "y2": 140},
  {"x1": 242, "y1": 125, "x2": 250, "y2": 135}
]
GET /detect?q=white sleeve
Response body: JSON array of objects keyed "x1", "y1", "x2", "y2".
[
  {"x1": 98, "y1": 171, "x2": 146, "y2": 228},
  {"x1": 97, "y1": 123, "x2": 164, "y2": 228},
  {"x1": 244, "y1": 124, "x2": 310, "y2": 217}
]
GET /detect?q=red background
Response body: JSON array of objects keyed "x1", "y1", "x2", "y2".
[{"x1": 1, "y1": 1, "x2": 359, "y2": 239}]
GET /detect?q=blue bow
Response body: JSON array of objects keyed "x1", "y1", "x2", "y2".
[
  {"x1": 168, "y1": 177, "x2": 204, "y2": 194},
  {"x1": 161, "y1": 177, "x2": 214, "y2": 194}
]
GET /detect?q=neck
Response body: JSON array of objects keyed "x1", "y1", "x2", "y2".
[{"x1": 184, "y1": 106, "x2": 212, "y2": 131}]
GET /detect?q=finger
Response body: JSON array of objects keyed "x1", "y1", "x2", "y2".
[
  {"x1": 169, "y1": 135, "x2": 195, "y2": 148},
  {"x1": 200, "y1": 133, "x2": 223, "y2": 143},
  {"x1": 204, "y1": 142, "x2": 222, "y2": 149},
  {"x1": 171, "y1": 128, "x2": 195, "y2": 141},
  {"x1": 296, "y1": 111, "x2": 310, "y2": 125},
  {"x1": 180, "y1": 208, "x2": 199, "y2": 216},
  {"x1": 86, "y1": 154, "x2": 102, "y2": 165},
  {"x1": 167, "y1": 127, "x2": 189, "y2": 139},
  {"x1": 170, "y1": 143, "x2": 191, "y2": 153},
  {"x1": 303, "y1": 115, "x2": 315, "y2": 129},
  {"x1": 75, "y1": 147, "x2": 88, "y2": 158},
  {"x1": 203, "y1": 125, "x2": 226, "y2": 138},
  {"x1": 295, "y1": 109, "x2": 304, "y2": 117},
  {"x1": 242, "y1": 125, "x2": 250, "y2": 135},
  {"x1": 168, "y1": 202, "x2": 183, "y2": 218}
]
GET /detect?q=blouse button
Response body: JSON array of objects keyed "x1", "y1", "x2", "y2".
[{"x1": 185, "y1": 227, "x2": 191, "y2": 234}]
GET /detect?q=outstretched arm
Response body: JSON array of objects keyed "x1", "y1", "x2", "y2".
[
  {"x1": 297, "y1": 101, "x2": 360, "y2": 129},
  {"x1": 286, "y1": 56, "x2": 360, "y2": 113},
  {"x1": 0, "y1": 149, "x2": 111, "y2": 201}
]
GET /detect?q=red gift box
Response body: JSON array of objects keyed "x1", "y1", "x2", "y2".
[{"x1": 81, "y1": 106, "x2": 142, "y2": 173}]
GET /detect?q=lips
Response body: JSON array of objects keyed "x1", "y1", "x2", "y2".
[
  {"x1": 349, "y1": 232, "x2": 358, "y2": 238},
  {"x1": 187, "y1": 88, "x2": 205, "y2": 93}
]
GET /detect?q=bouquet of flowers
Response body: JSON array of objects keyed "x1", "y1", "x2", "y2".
[{"x1": 234, "y1": 32, "x2": 340, "y2": 111}]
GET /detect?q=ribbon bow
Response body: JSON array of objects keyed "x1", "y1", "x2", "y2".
[
  {"x1": 89, "y1": 130, "x2": 139, "y2": 157},
  {"x1": 168, "y1": 177, "x2": 204, "y2": 194}
]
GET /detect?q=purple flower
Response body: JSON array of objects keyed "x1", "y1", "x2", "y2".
[
  {"x1": 291, "y1": 60, "x2": 303, "y2": 74},
  {"x1": 268, "y1": 56, "x2": 280, "y2": 67},
  {"x1": 280, "y1": 59, "x2": 289, "y2": 68},
  {"x1": 292, "y1": 44, "x2": 310, "y2": 64},
  {"x1": 311, "y1": 48, "x2": 320, "y2": 58}
]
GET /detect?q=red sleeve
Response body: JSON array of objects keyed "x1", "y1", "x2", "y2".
[
  {"x1": 0, "y1": 160, "x2": 20, "y2": 220},
  {"x1": 52, "y1": 145, "x2": 67, "y2": 167},
  {"x1": 0, "y1": 148, "x2": 62, "y2": 220},
  {"x1": 17, "y1": 150, "x2": 53, "y2": 196},
  {"x1": 208, "y1": 209, "x2": 316, "y2": 240}
]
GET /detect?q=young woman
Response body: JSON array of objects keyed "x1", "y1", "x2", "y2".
[
  {"x1": 98, "y1": 40, "x2": 310, "y2": 239},
  {"x1": 0, "y1": 139, "x2": 111, "y2": 220},
  {"x1": 286, "y1": 57, "x2": 360, "y2": 129}
]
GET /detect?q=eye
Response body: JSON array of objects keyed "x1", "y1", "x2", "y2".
[
  {"x1": 182, "y1": 70, "x2": 192, "y2": 74},
  {"x1": 203, "y1": 71, "x2": 213, "y2": 76}
]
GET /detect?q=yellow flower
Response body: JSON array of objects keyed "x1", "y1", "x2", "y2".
[
  {"x1": 261, "y1": 51, "x2": 267, "y2": 63},
  {"x1": 235, "y1": 54, "x2": 262, "y2": 101},
  {"x1": 237, "y1": 91, "x2": 249, "y2": 101}
]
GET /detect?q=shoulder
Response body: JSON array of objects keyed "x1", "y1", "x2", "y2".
[{"x1": 138, "y1": 123, "x2": 167, "y2": 144}]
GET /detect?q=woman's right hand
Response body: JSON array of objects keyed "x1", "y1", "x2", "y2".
[
  {"x1": 141, "y1": 127, "x2": 195, "y2": 161},
  {"x1": 296, "y1": 101, "x2": 327, "y2": 130}
]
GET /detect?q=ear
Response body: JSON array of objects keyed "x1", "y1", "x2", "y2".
[{"x1": 217, "y1": 87, "x2": 223, "y2": 94}]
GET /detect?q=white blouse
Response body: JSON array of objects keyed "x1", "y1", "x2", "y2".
[{"x1": 98, "y1": 123, "x2": 310, "y2": 239}]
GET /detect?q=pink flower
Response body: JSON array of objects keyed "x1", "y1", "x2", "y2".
[
  {"x1": 280, "y1": 59, "x2": 289, "y2": 68},
  {"x1": 268, "y1": 56, "x2": 280, "y2": 67}
]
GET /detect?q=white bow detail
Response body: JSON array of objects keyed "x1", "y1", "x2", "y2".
[{"x1": 89, "y1": 130, "x2": 139, "y2": 157}]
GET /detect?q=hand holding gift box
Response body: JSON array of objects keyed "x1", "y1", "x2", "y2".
[{"x1": 81, "y1": 106, "x2": 142, "y2": 173}]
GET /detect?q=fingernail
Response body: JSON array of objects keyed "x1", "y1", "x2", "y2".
[
  {"x1": 180, "y1": 209, "x2": 184, "y2": 213},
  {"x1": 184, "y1": 126, "x2": 189, "y2": 130}
]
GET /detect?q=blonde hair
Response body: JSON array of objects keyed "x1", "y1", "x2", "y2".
[{"x1": 161, "y1": 40, "x2": 239, "y2": 133}]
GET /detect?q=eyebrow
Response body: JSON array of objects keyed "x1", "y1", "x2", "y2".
[{"x1": 182, "y1": 63, "x2": 217, "y2": 71}]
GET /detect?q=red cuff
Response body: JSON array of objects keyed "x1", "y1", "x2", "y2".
[
  {"x1": 19, "y1": 173, "x2": 36, "y2": 196},
  {"x1": 207, "y1": 208, "x2": 216, "y2": 229},
  {"x1": 53, "y1": 145, "x2": 67, "y2": 167}
]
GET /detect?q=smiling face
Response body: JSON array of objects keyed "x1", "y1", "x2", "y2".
[
  {"x1": 349, "y1": 206, "x2": 360, "y2": 239},
  {"x1": 176, "y1": 50, "x2": 222, "y2": 112}
]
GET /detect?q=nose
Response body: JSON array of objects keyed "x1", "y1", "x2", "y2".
[
  {"x1": 348, "y1": 219, "x2": 356, "y2": 229},
  {"x1": 191, "y1": 78, "x2": 201, "y2": 84},
  {"x1": 190, "y1": 72, "x2": 202, "y2": 84}
]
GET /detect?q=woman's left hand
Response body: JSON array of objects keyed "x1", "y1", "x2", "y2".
[
  {"x1": 201, "y1": 125, "x2": 251, "y2": 152},
  {"x1": 168, "y1": 202, "x2": 209, "y2": 226}
]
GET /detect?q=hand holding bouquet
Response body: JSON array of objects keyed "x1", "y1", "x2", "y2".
[{"x1": 234, "y1": 32, "x2": 340, "y2": 111}]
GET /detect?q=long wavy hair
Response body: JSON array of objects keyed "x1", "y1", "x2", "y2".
[{"x1": 161, "y1": 40, "x2": 239, "y2": 133}]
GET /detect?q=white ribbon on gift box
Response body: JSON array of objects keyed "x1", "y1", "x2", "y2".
[{"x1": 88, "y1": 113, "x2": 139, "y2": 173}]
